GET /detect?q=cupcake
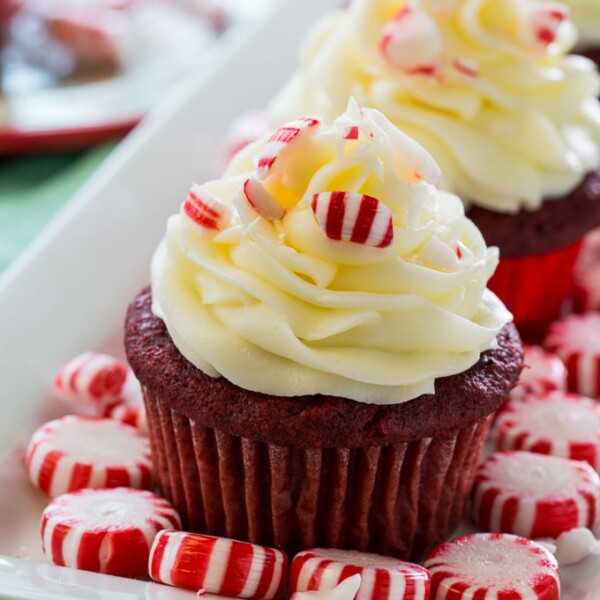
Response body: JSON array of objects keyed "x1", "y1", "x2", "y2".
[
  {"x1": 267, "y1": 0, "x2": 600, "y2": 341},
  {"x1": 563, "y1": 0, "x2": 600, "y2": 67},
  {"x1": 125, "y1": 101, "x2": 522, "y2": 560}
]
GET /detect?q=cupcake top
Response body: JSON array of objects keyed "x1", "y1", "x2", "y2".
[
  {"x1": 563, "y1": 0, "x2": 600, "y2": 48},
  {"x1": 268, "y1": 0, "x2": 600, "y2": 214},
  {"x1": 151, "y1": 101, "x2": 511, "y2": 405}
]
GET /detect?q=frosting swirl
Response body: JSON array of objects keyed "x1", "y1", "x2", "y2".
[
  {"x1": 268, "y1": 0, "x2": 600, "y2": 214},
  {"x1": 151, "y1": 101, "x2": 511, "y2": 404}
]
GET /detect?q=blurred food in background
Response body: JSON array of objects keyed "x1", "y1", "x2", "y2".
[
  {"x1": 0, "y1": 0, "x2": 268, "y2": 153},
  {"x1": 3, "y1": 0, "x2": 226, "y2": 80}
]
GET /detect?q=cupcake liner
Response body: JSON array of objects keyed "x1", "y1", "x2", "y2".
[
  {"x1": 488, "y1": 240, "x2": 583, "y2": 343},
  {"x1": 144, "y1": 390, "x2": 492, "y2": 561}
]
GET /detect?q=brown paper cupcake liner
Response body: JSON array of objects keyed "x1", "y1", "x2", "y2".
[{"x1": 144, "y1": 388, "x2": 492, "y2": 561}]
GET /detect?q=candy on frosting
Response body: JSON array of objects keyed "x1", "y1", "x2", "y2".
[
  {"x1": 151, "y1": 100, "x2": 511, "y2": 404},
  {"x1": 267, "y1": 0, "x2": 600, "y2": 214}
]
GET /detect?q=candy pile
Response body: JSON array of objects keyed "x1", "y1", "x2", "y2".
[
  {"x1": 25, "y1": 352, "x2": 170, "y2": 579},
  {"x1": 21, "y1": 224, "x2": 600, "y2": 595},
  {"x1": 22, "y1": 350, "x2": 572, "y2": 598}
]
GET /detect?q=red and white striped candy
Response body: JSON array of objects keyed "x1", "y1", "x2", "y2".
[
  {"x1": 522, "y1": 2, "x2": 567, "y2": 48},
  {"x1": 26, "y1": 416, "x2": 153, "y2": 497},
  {"x1": 256, "y1": 117, "x2": 321, "y2": 177},
  {"x1": 149, "y1": 531, "x2": 287, "y2": 599},
  {"x1": 492, "y1": 391, "x2": 600, "y2": 470},
  {"x1": 243, "y1": 175, "x2": 285, "y2": 221},
  {"x1": 380, "y1": 5, "x2": 441, "y2": 74},
  {"x1": 311, "y1": 192, "x2": 394, "y2": 248},
  {"x1": 544, "y1": 313, "x2": 600, "y2": 398},
  {"x1": 41, "y1": 487, "x2": 180, "y2": 577},
  {"x1": 510, "y1": 344, "x2": 567, "y2": 398},
  {"x1": 342, "y1": 124, "x2": 360, "y2": 140},
  {"x1": 103, "y1": 400, "x2": 148, "y2": 435},
  {"x1": 291, "y1": 574, "x2": 362, "y2": 600},
  {"x1": 424, "y1": 533, "x2": 560, "y2": 600},
  {"x1": 472, "y1": 451, "x2": 600, "y2": 539},
  {"x1": 183, "y1": 184, "x2": 234, "y2": 233},
  {"x1": 451, "y1": 58, "x2": 479, "y2": 78},
  {"x1": 573, "y1": 228, "x2": 600, "y2": 313},
  {"x1": 290, "y1": 548, "x2": 430, "y2": 600},
  {"x1": 53, "y1": 352, "x2": 130, "y2": 409}
]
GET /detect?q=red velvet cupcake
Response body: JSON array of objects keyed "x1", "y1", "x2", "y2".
[
  {"x1": 267, "y1": 0, "x2": 600, "y2": 341},
  {"x1": 125, "y1": 102, "x2": 522, "y2": 560}
]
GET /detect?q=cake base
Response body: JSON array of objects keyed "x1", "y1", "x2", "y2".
[{"x1": 145, "y1": 389, "x2": 491, "y2": 560}]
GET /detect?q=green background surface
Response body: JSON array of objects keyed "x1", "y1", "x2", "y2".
[{"x1": 0, "y1": 143, "x2": 116, "y2": 274}]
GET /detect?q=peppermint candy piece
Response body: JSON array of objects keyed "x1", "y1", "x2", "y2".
[
  {"x1": 492, "y1": 391, "x2": 600, "y2": 470},
  {"x1": 103, "y1": 401, "x2": 148, "y2": 435},
  {"x1": 41, "y1": 488, "x2": 180, "y2": 577},
  {"x1": 53, "y1": 352, "x2": 131, "y2": 409},
  {"x1": 363, "y1": 108, "x2": 442, "y2": 184},
  {"x1": 511, "y1": 344, "x2": 567, "y2": 398},
  {"x1": 256, "y1": 116, "x2": 321, "y2": 177},
  {"x1": 335, "y1": 99, "x2": 441, "y2": 185},
  {"x1": 26, "y1": 416, "x2": 153, "y2": 497},
  {"x1": 522, "y1": 2, "x2": 567, "y2": 48},
  {"x1": 451, "y1": 58, "x2": 479, "y2": 78},
  {"x1": 425, "y1": 533, "x2": 560, "y2": 600},
  {"x1": 291, "y1": 574, "x2": 362, "y2": 600},
  {"x1": 243, "y1": 175, "x2": 286, "y2": 221},
  {"x1": 290, "y1": 548, "x2": 430, "y2": 600},
  {"x1": 183, "y1": 184, "x2": 234, "y2": 233},
  {"x1": 342, "y1": 124, "x2": 360, "y2": 140},
  {"x1": 311, "y1": 192, "x2": 394, "y2": 248},
  {"x1": 149, "y1": 530, "x2": 287, "y2": 599},
  {"x1": 573, "y1": 228, "x2": 600, "y2": 313},
  {"x1": 544, "y1": 313, "x2": 600, "y2": 398},
  {"x1": 472, "y1": 451, "x2": 600, "y2": 539},
  {"x1": 100, "y1": 368, "x2": 147, "y2": 433},
  {"x1": 380, "y1": 5, "x2": 441, "y2": 74}
]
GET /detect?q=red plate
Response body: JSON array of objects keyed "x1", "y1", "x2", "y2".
[{"x1": 0, "y1": 118, "x2": 138, "y2": 155}]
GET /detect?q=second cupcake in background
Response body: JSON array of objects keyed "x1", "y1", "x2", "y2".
[
  {"x1": 125, "y1": 100, "x2": 522, "y2": 561},
  {"x1": 268, "y1": 0, "x2": 600, "y2": 341}
]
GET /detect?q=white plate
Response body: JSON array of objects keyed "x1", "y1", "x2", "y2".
[
  {"x1": 0, "y1": 0, "x2": 338, "y2": 596},
  {"x1": 0, "y1": 0, "x2": 275, "y2": 154},
  {"x1": 1, "y1": 0, "x2": 600, "y2": 596}
]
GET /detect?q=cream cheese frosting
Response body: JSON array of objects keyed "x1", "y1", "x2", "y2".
[
  {"x1": 151, "y1": 101, "x2": 511, "y2": 404},
  {"x1": 268, "y1": 0, "x2": 600, "y2": 214},
  {"x1": 563, "y1": 0, "x2": 600, "y2": 48}
]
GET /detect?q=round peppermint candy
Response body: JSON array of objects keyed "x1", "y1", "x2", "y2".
[
  {"x1": 26, "y1": 416, "x2": 153, "y2": 497},
  {"x1": 425, "y1": 533, "x2": 560, "y2": 600},
  {"x1": 472, "y1": 451, "x2": 600, "y2": 538},
  {"x1": 41, "y1": 487, "x2": 180, "y2": 577}
]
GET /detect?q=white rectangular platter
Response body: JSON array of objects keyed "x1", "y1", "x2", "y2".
[
  {"x1": 0, "y1": 0, "x2": 599, "y2": 597},
  {"x1": 0, "y1": 0, "x2": 339, "y2": 596}
]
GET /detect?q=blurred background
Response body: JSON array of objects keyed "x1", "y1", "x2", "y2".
[{"x1": 0, "y1": 0, "x2": 272, "y2": 274}]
